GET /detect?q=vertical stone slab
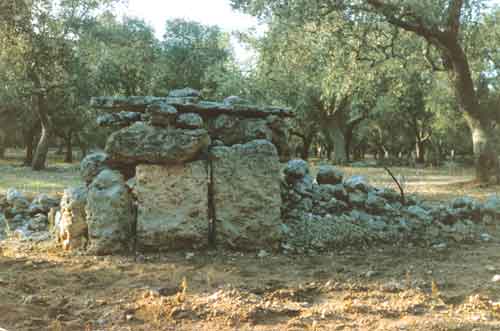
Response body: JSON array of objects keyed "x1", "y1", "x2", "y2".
[
  {"x1": 210, "y1": 139, "x2": 283, "y2": 249},
  {"x1": 86, "y1": 170, "x2": 135, "y2": 255},
  {"x1": 134, "y1": 162, "x2": 209, "y2": 251},
  {"x1": 56, "y1": 186, "x2": 88, "y2": 250}
]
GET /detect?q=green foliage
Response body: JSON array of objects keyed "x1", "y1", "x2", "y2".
[{"x1": 153, "y1": 19, "x2": 233, "y2": 97}]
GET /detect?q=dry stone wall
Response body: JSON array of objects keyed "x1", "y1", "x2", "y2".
[{"x1": 281, "y1": 161, "x2": 497, "y2": 253}]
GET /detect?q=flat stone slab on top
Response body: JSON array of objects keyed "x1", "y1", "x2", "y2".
[{"x1": 90, "y1": 96, "x2": 293, "y2": 118}]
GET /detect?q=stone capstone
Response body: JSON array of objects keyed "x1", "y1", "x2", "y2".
[
  {"x1": 134, "y1": 163, "x2": 209, "y2": 251},
  {"x1": 210, "y1": 140, "x2": 283, "y2": 249},
  {"x1": 105, "y1": 122, "x2": 210, "y2": 165},
  {"x1": 90, "y1": 96, "x2": 165, "y2": 112},
  {"x1": 91, "y1": 96, "x2": 293, "y2": 118},
  {"x1": 86, "y1": 170, "x2": 135, "y2": 255},
  {"x1": 80, "y1": 152, "x2": 110, "y2": 184},
  {"x1": 56, "y1": 186, "x2": 88, "y2": 250},
  {"x1": 168, "y1": 87, "x2": 202, "y2": 99}
]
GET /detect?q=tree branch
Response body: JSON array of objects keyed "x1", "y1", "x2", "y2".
[
  {"x1": 424, "y1": 43, "x2": 446, "y2": 72},
  {"x1": 364, "y1": 0, "x2": 447, "y2": 45},
  {"x1": 384, "y1": 167, "x2": 406, "y2": 204},
  {"x1": 446, "y1": 0, "x2": 463, "y2": 35}
]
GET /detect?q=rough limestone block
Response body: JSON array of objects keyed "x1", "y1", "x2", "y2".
[
  {"x1": 210, "y1": 139, "x2": 283, "y2": 249},
  {"x1": 135, "y1": 162, "x2": 209, "y2": 251},
  {"x1": 56, "y1": 186, "x2": 88, "y2": 250},
  {"x1": 105, "y1": 122, "x2": 210, "y2": 165},
  {"x1": 86, "y1": 170, "x2": 135, "y2": 255},
  {"x1": 211, "y1": 115, "x2": 272, "y2": 146}
]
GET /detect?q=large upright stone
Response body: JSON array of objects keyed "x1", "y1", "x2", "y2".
[
  {"x1": 210, "y1": 140, "x2": 283, "y2": 249},
  {"x1": 105, "y1": 122, "x2": 210, "y2": 165},
  {"x1": 86, "y1": 170, "x2": 135, "y2": 255},
  {"x1": 134, "y1": 162, "x2": 209, "y2": 251}
]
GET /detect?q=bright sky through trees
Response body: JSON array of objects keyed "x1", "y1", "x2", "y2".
[{"x1": 117, "y1": 0, "x2": 263, "y2": 65}]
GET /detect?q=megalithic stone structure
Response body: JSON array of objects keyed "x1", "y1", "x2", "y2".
[{"x1": 67, "y1": 88, "x2": 293, "y2": 253}]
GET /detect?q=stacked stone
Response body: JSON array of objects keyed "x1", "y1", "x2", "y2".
[
  {"x1": 90, "y1": 88, "x2": 293, "y2": 162},
  {"x1": 57, "y1": 88, "x2": 292, "y2": 254},
  {"x1": 0, "y1": 189, "x2": 59, "y2": 240},
  {"x1": 281, "y1": 160, "x2": 497, "y2": 252}
]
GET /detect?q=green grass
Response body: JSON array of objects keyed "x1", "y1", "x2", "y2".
[{"x1": 0, "y1": 148, "x2": 82, "y2": 197}]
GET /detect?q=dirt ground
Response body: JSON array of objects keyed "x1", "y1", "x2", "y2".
[
  {"x1": 1, "y1": 236, "x2": 500, "y2": 331},
  {"x1": 1, "y1": 151, "x2": 500, "y2": 330}
]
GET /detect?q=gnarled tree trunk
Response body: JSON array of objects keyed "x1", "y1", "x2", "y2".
[
  {"x1": 23, "y1": 121, "x2": 39, "y2": 166},
  {"x1": 366, "y1": 0, "x2": 497, "y2": 182},
  {"x1": 444, "y1": 42, "x2": 496, "y2": 182},
  {"x1": 32, "y1": 93, "x2": 51, "y2": 171},
  {"x1": 301, "y1": 134, "x2": 314, "y2": 160},
  {"x1": 415, "y1": 139, "x2": 425, "y2": 164}
]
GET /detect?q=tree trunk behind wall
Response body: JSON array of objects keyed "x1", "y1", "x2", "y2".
[
  {"x1": 301, "y1": 137, "x2": 313, "y2": 160},
  {"x1": 23, "y1": 122, "x2": 39, "y2": 166},
  {"x1": 0, "y1": 129, "x2": 5, "y2": 158},
  {"x1": 415, "y1": 139, "x2": 425, "y2": 164},
  {"x1": 64, "y1": 131, "x2": 73, "y2": 163},
  {"x1": 333, "y1": 128, "x2": 347, "y2": 164},
  {"x1": 32, "y1": 94, "x2": 51, "y2": 171}
]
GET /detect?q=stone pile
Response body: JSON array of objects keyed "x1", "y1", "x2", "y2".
[
  {"x1": 0, "y1": 189, "x2": 60, "y2": 240},
  {"x1": 54, "y1": 88, "x2": 291, "y2": 254},
  {"x1": 281, "y1": 161, "x2": 499, "y2": 252}
]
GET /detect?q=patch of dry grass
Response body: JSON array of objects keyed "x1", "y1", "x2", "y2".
[
  {"x1": 0, "y1": 148, "x2": 82, "y2": 197},
  {"x1": 2, "y1": 149, "x2": 498, "y2": 202},
  {"x1": 309, "y1": 159, "x2": 499, "y2": 202}
]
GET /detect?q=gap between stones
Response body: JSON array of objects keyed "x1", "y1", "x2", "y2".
[{"x1": 207, "y1": 157, "x2": 217, "y2": 247}]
